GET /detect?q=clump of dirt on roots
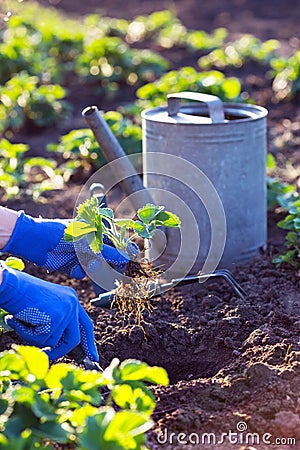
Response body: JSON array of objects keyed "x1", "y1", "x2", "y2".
[{"x1": 112, "y1": 260, "x2": 161, "y2": 330}]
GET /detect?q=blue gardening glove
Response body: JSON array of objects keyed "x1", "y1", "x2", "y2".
[
  {"x1": 0, "y1": 262, "x2": 99, "y2": 361},
  {"x1": 2, "y1": 211, "x2": 133, "y2": 279},
  {"x1": 74, "y1": 238, "x2": 141, "y2": 295}
]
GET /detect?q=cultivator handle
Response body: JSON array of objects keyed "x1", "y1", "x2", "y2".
[
  {"x1": 68, "y1": 344, "x2": 103, "y2": 372},
  {"x1": 91, "y1": 290, "x2": 116, "y2": 308}
]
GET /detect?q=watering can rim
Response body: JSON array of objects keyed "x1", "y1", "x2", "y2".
[{"x1": 141, "y1": 101, "x2": 268, "y2": 125}]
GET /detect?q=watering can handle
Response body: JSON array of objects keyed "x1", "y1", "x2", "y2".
[{"x1": 167, "y1": 92, "x2": 225, "y2": 123}]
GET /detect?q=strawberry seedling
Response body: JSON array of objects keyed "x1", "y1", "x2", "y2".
[
  {"x1": 65, "y1": 198, "x2": 181, "y2": 327},
  {"x1": 273, "y1": 198, "x2": 300, "y2": 268},
  {"x1": 64, "y1": 197, "x2": 181, "y2": 255}
]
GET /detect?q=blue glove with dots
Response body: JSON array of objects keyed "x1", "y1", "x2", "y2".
[
  {"x1": 0, "y1": 262, "x2": 98, "y2": 361},
  {"x1": 2, "y1": 211, "x2": 131, "y2": 279}
]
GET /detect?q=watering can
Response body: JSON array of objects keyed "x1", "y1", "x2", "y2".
[
  {"x1": 142, "y1": 92, "x2": 268, "y2": 274},
  {"x1": 82, "y1": 92, "x2": 267, "y2": 292}
]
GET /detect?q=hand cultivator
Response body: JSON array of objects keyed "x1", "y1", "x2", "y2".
[
  {"x1": 68, "y1": 343, "x2": 103, "y2": 371},
  {"x1": 90, "y1": 268, "x2": 246, "y2": 309}
]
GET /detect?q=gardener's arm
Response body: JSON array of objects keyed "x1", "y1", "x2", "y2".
[
  {"x1": 0, "y1": 261, "x2": 98, "y2": 361},
  {"x1": 0, "y1": 206, "x2": 18, "y2": 249},
  {"x1": 0, "y1": 206, "x2": 129, "y2": 278}
]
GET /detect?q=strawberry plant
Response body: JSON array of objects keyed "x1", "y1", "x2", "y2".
[
  {"x1": 198, "y1": 34, "x2": 279, "y2": 69},
  {"x1": 267, "y1": 176, "x2": 297, "y2": 210},
  {"x1": 266, "y1": 154, "x2": 299, "y2": 267},
  {"x1": 0, "y1": 139, "x2": 28, "y2": 198},
  {"x1": 0, "y1": 345, "x2": 168, "y2": 449},
  {"x1": 65, "y1": 197, "x2": 181, "y2": 254},
  {"x1": 47, "y1": 111, "x2": 142, "y2": 177},
  {"x1": 75, "y1": 35, "x2": 168, "y2": 91},
  {"x1": 0, "y1": 72, "x2": 71, "y2": 133},
  {"x1": 273, "y1": 197, "x2": 300, "y2": 268},
  {"x1": 0, "y1": 138, "x2": 65, "y2": 200},
  {"x1": 122, "y1": 67, "x2": 241, "y2": 119},
  {"x1": 0, "y1": 14, "x2": 57, "y2": 85},
  {"x1": 0, "y1": 2, "x2": 85, "y2": 84},
  {"x1": 266, "y1": 154, "x2": 297, "y2": 209},
  {"x1": 122, "y1": 9, "x2": 227, "y2": 50},
  {"x1": 65, "y1": 199, "x2": 180, "y2": 327},
  {"x1": 271, "y1": 50, "x2": 300, "y2": 100}
]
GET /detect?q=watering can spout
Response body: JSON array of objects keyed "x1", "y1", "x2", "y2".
[{"x1": 82, "y1": 105, "x2": 153, "y2": 210}]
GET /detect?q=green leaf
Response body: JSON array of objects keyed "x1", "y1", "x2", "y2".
[
  {"x1": 46, "y1": 363, "x2": 102, "y2": 405},
  {"x1": 155, "y1": 210, "x2": 181, "y2": 228},
  {"x1": 119, "y1": 360, "x2": 169, "y2": 385},
  {"x1": 24, "y1": 157, "x2": 57, "y2": 169},
  {"x1": 137, "y1": 204, "x2": 164, "y2": 224},
  {"x1": 133, "y1": 221, "x2": 156, "y2": 238},
  {"x1": 77, "y1": 197, "x2": 98, "y2": 224},
  {"x1": 66, "y1": 404, "x2": 99, "y2": 427},
  {"x1": 15, "y1": 346, "x2": 49, "y2": 380},
  {"x1": 33, "y1": 422, "x2": 70, "y2": 443},
  {"x1": 286, "y1": 232, "x2": 297, "y2": 245},
  {"x1": 114, "y1": 219, "x2": 136, "y2": 228},
  {"x1": 120, "y1": 225, "x2": 127, "y2": 244},
  {"x1": 0, "y1": 352, "x2": 26, "y2": 380},
  {"x1": 277, "y1": 215, "x2": 295, "y2": 230},
  {"x1": 112, "y1": 382, "x2": 156, "y2": 414},
  {"x1": 96, "y1": 226, "x2": 104, "y2": 249},
  {"x1": 79, "y1": 408, "x2": 116, "y2": 450},
  {"x1": 104, "y1": 410, "x2": 153, "y2": 446},
  {"x1": 111, "y1": 384, "x2": 133, "y2": 409},
  {"x1": 0, "y1": 399, "x2": 9, "y2": 415},
  {"x1": 289, "y1": 205, "x2": 300, "y2": 216},
  {"x1": 31, "y1": 394, "x2": 57, "y2": 421},
  {"x1": 64, "y1": 221, "x2": 97, "y2": 241},
  {"x1": 4, "y1": 257, "x2": 25, "y2": 271},
  {"x1": 266, "y1": 153, "x2": 276, "y2": 170},
  {"x1": 98, "y1": 207, "x2": 114, "y2": 219},
  {"x1": 46, "y1": 363, "x2": 72, "y2": 389},
  {"x1": 87, "y1": 232, "x2": 103, "y2": 253}
]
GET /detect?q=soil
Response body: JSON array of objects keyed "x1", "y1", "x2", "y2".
[{"x1": 1, "y1": 1, "x2": 300, "y2": 449}]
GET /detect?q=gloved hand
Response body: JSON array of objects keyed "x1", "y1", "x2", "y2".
[
  {"x1": 75, "y1": 237, "x2": 140, "y2": 295},
  {"x1": 2, "y1": 211, "x2": 131, "y2": 279},
  {"x1": 0, "y1": 262, "x2": 99, "y2": 361}
]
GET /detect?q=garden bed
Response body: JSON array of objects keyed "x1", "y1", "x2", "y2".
[
  {"x1": 1, "y1": 0, "x2": 300, "y2": 449},
  {"x1": 1, "y1": 185, "x2": 300, "y2": 450}
]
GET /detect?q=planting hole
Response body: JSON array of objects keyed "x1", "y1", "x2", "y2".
[{"x1": 94, "y1": 282, "x2": 242, "y2": 384}]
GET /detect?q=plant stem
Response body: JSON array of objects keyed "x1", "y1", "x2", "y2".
[
  {"x1": 111, "y1": 221, "x2": 119, "y2": 245},
  {"x1": 125, "y1": 233, "x2": 139, "y2": 244},
  {"x1": 103, "y1": 230, "x2": 122, "y2": 249}
]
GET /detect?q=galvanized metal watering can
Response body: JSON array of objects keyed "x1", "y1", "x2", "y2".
[{"x1": 142, "y1": 92, "x2": 268, "y2": 275}]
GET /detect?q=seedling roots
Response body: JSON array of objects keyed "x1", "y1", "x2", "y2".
[{"x1": 112, "y1": 260, "x2": 161, "y2": 330}]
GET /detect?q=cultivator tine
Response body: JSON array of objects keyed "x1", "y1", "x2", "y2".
[
  {"x1": 215, "y1": 269, "x2": 247, "y2": 297},
  {"x1": 197, "y1": 270, "x2": 247, "y2": 300},
  {"x1": 170, "y1": 269, "x2": 246, "y2": 300}
]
